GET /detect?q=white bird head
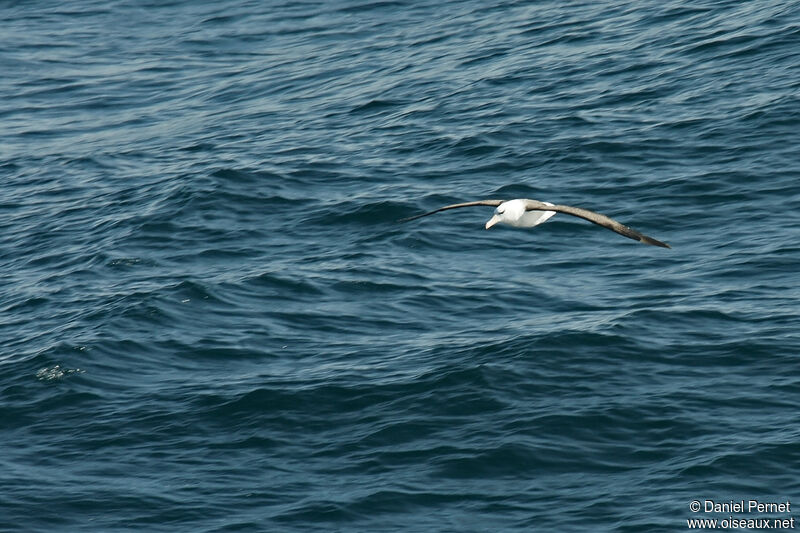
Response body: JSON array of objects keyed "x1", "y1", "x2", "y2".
[{"x1": 485, "y1": 199, "x2": 525, "y2": 229}]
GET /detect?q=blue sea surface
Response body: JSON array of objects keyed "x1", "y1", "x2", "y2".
[{"x1": 2, "y1": 1, "x2": 799, "y2": 531}]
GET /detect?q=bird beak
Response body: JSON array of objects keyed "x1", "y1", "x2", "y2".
[{"x1": 485, "y1": 215, "x2": 500, "y2": 229}]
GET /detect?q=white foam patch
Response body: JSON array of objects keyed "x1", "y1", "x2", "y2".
[{"x1": 36, "y1": 365, "x2": 84, "y2": 381}]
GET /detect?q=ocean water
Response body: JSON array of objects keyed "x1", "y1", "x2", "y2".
[{"x1": 2, "y1": 0, "x2": 799, "y2": 531}]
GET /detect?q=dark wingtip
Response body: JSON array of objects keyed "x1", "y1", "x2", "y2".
[
  {"x1": 397, "y1": 213, "x2": 424, "y2": 223},
  {"x1": 641, "y1": 236, "x2": 671, "y2": 248}
]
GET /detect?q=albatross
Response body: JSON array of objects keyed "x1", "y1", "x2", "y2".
[{"x1": 401, "y1": 198, "x2": 670, "y2": 248}]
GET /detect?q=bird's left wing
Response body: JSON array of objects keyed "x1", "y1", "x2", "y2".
[{"x1": 523, "y1": 200, "x2": 670, "y2": 248}]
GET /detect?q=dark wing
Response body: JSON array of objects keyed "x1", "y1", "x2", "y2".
[
  {"x1": 399, "y1": 200, "x2": 504, "y2": 223},
  {"x1": 523, "y1": 199, "x2": 670, "y2": 248}
]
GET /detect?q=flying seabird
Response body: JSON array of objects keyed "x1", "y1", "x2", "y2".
[{"x1": 401, "y1": 198, "x2": 670, "y2": 248}]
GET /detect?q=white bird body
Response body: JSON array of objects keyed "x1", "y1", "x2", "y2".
[{"x1": 485, "y1": 199, "x2": 556, "y2": 229}]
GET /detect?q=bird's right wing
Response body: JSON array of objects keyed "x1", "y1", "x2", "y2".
[{"x1": 399, "y1": 200, "x2": 504, "y2": 223}]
